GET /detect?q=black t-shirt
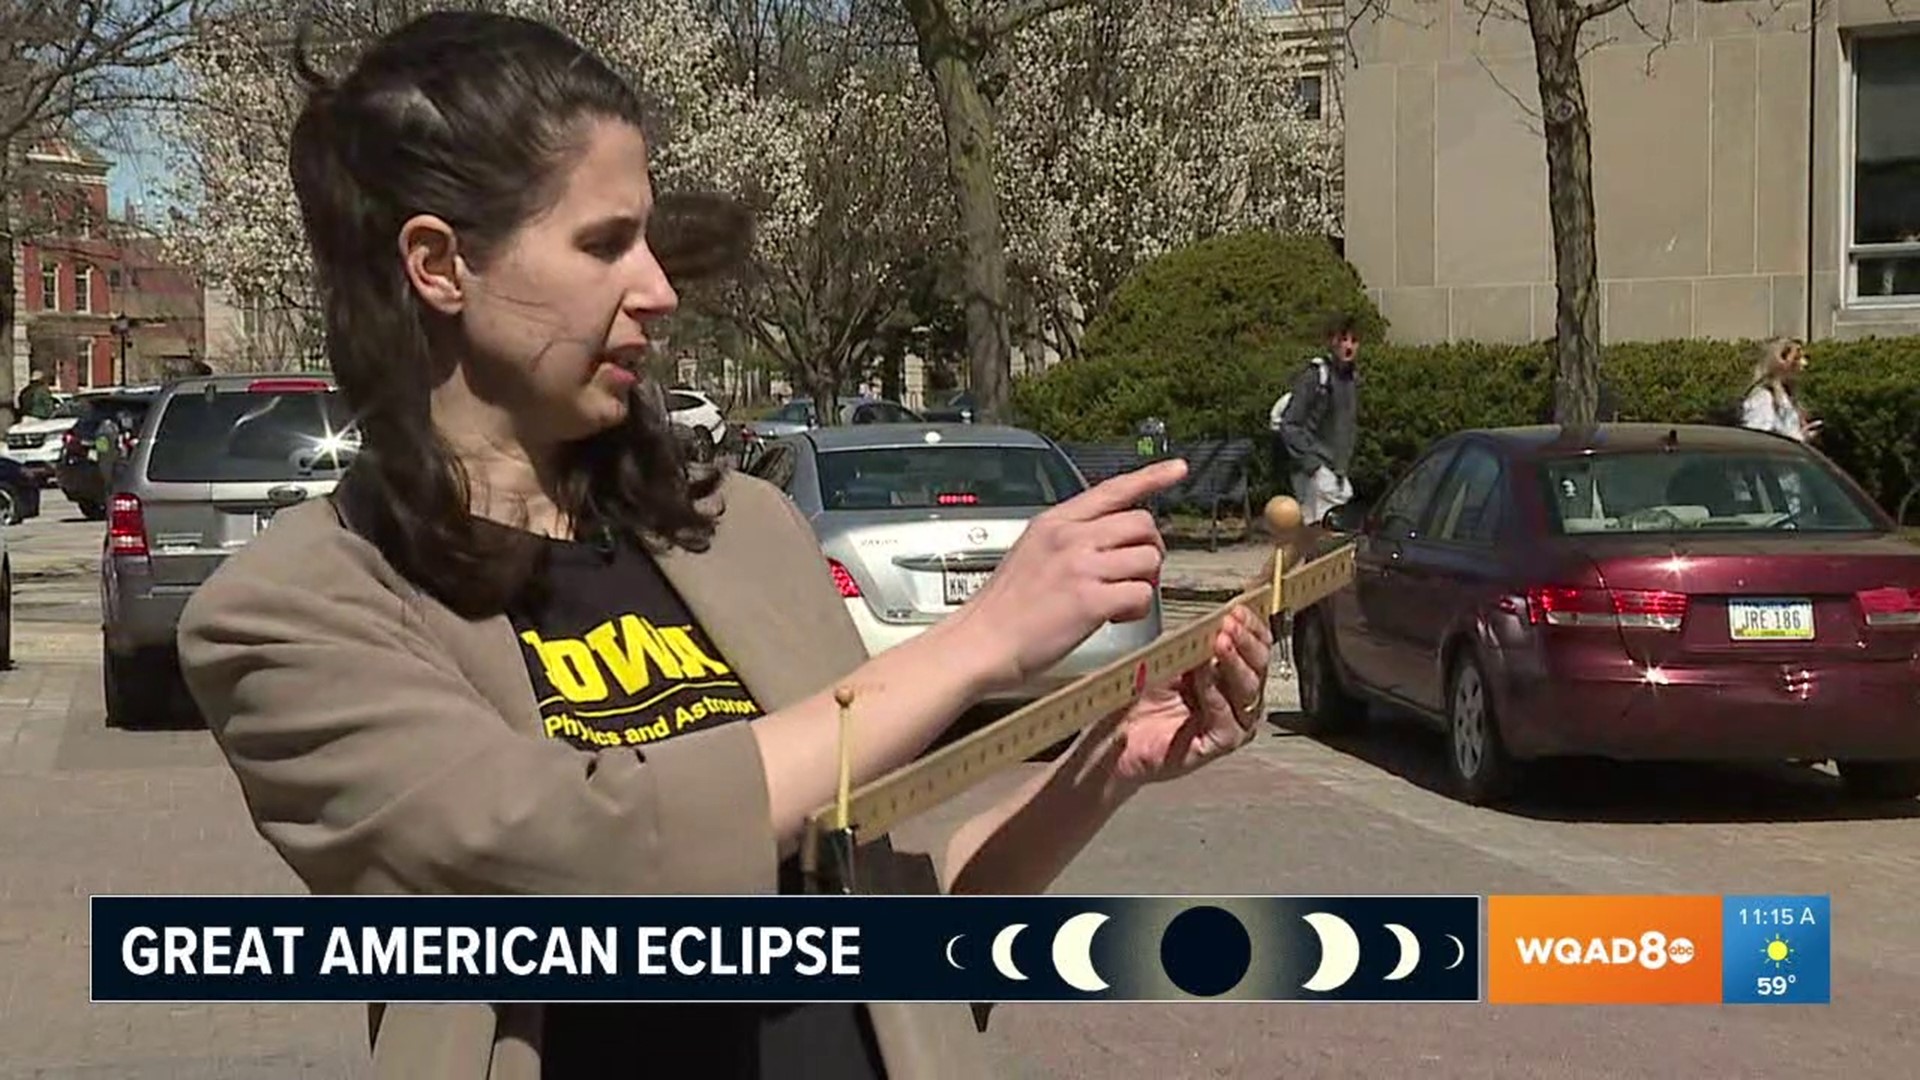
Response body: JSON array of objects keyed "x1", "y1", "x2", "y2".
[{"x1": 503, "y1": 529, "x2": 886, "y2": 1080}]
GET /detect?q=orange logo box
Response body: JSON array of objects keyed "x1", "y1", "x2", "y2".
[{"x1": 1488, "y1": 895, "x2": 1723, "y2": 1004}]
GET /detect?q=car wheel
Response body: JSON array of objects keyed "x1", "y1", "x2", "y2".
[
  {"x1": 1446, "y1": 651, "x2": 1515, "y2": 805},
  {"x1": 1836, "y1": 760, "x2": 1920, "y2": 801},
  {"x1": 1290, "y1": 610, "x2": 1365, "y2": 735},
  {"x1": 103, "y1": 646, "x2": 167, "y2": 729},
  {"x1": 77, "y1": 499, "x2": 104, "y2": 521},
  {"x1": 0, "y1": 486, "x2": 18, "y2": 526}
]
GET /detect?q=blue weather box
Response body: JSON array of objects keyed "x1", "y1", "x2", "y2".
[{"x1": 1721, "y1": 895, "x2": 1830, "y2": 1004}]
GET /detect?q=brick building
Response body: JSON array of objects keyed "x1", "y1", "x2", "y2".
[{"x1": 15, "y1": 138, "x2": 207, "y2": 395}]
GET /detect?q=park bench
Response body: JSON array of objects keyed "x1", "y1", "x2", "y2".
[{"x1": 1058, "y1": 437, "x2": 1256, "y2": 550}]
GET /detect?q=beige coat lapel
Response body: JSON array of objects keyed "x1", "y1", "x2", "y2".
[{"x1": 652, "y1": 477, "x2": 870, "y2": 712}]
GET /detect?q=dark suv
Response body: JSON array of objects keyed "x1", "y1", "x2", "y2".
[
  {"x1": 55, "y1": 387, "x2": 161, "y2": 520},
  {"x1": 101, "y1": 373, "x2": 359, "y2": 726}
]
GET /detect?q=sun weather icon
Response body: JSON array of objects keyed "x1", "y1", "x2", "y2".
[{"x1": 1762, "y1": 934, "x2": 1794, "y2": 970}]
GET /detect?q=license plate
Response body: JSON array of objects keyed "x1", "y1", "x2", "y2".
[
  {"x1": 943, "y1": 570, "x2": 991, "y2": 605},
  {"x1": 1729, "y1": 599, "x2": 1815, "y2": 641}
]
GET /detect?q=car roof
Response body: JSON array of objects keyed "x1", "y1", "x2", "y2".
[
  {"x1": 1465, "y1": 422, "x2": 1806, "y2": 459},
  {"x1": 161, "y1": 371, "x2": 337, "y2": 393},
  {"x1": 802, "y1": 423, "x2": 1051, "y2": 452}
]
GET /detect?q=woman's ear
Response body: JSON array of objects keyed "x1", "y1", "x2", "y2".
[{"x1": 399, "y1": 214, "x2": 465, "y2": 315}]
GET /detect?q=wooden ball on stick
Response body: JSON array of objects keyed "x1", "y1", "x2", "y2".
[{"x1": 1263, "y1": 495, "x2": 1303, "y2": 537}]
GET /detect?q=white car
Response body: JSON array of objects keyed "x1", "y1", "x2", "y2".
[
  {"x1": 5, "y1": 393, "x2": 83, "y2": 483},
  {"x1": 665, "y1": 387, "x2": 727, "y2": 459}
]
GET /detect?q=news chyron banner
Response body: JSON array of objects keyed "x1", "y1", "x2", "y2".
[
  {"x1": 89, "y1": 893, "x2": 1831, "y2": 1006},
  {"x1": 1486, "y1": 894, "x2": 1830, "y2": 1005},
  {"x1": 93, "y1": 896, "x2": 1481, "y2": 1003}
]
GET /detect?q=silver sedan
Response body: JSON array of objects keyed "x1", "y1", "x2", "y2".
[{"x1": 743, "y1": 423, "x2": 1165, "y2": 701}]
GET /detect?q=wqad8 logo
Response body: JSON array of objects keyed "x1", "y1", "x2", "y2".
[{"x1": 1489, "y1": 896, "x2": 1723, "y2": 1004}]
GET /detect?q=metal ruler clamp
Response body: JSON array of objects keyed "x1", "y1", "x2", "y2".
[{"x1": 799, "y1": 496, "x2": 1358, "y2": 895}]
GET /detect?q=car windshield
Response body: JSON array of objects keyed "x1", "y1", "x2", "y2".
[
  {"x1": 145, "y1": 385, "x2": 359, "y2": 483},
  {"x1": 817, "y1": 445, "x2": 1083, "y2": 510},
  {"x1": 1540, "y1": 450, "x2": 1882, "y2": 534}
]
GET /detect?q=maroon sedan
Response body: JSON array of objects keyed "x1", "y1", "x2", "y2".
[{"x1": 1290, "y1": 423, "x2": 1920, "y2": 805}]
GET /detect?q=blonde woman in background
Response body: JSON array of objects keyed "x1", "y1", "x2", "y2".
[{"x1": 1740, "y1": 337, "x2": 1821, "y2": 443}]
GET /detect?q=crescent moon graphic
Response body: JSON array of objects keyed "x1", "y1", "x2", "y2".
[
  {"x1": 1301, "y1": 912, "x2": 1361, "y2": 992},
  {"x1": 1445, "y1": 934, "x2": 1466, "y2": 971},
  {"x1": 991, "y1": 924, "x2": 1029, "y2": 981},
  {"x1": 1050, "y1": 913, "x2": 1111, "y2": 993},
  {"x1": 1384, "y1": 924, "x2": 1420, "y2": 981},
  {"x1": 944, "y1": 934, "x2": 965, "y2": 970}
]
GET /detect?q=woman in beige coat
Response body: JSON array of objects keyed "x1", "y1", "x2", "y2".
[{"x1": 176, "y1": 11, "x2": 1272, "y2": 1080}]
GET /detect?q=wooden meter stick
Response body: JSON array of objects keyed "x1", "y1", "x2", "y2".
[{"x1": 800, "y1": 496, "x2": 1356, "y2": 894}]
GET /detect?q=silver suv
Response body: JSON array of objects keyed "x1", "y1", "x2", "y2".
[{"x1": 102, "y1": 372, "x2": 359, "y2": 727}]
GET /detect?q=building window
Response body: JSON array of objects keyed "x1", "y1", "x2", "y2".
[
  {"x1": 76, "y1": 338, "x2": 94, "y2": 389},
  {"x1": 1295, "y1": 74, "x2": 1323, "y2": 121},
  {"x1": 1847, "y1": 32, "x2": 1920, "y2": 304},
  {"x1": 40, "y1": 260, "x2": 57, "y2": 311},
  {"x1": 75, "y1": 263, "x2": 94, "y2": 314},
  {"x1": 108, "y1": 269, "x2": 122, "y2": 289}
]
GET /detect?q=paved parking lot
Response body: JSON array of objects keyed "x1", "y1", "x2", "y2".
[{"x1": 1, "y1": 493, "x2": 1916, "y2": 1078}]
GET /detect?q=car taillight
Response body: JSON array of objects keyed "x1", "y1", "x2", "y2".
[
  {"x1": 1525, "y1": 585, "x2": 1688, "y2": 630},
  {"x1": 935, "y1": 492, "x2": 978, "y2": 506},
  {"x1": 108, "y1": 493, "x2": 149, "y2": 558},
  {"x1": 827, "y1": 558, "x2": 861, "y2": 598},
  {"x1": 1857, "y1": 586, "x2": 1920, "y2": 627}
]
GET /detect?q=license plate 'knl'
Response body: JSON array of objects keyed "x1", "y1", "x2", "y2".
[
  {"x1": 1729, "y1": 599, "x2": 1815, "y2": 641},
  {"x1": 943, "y1": 570, "x2": 991, "y2": 605}
]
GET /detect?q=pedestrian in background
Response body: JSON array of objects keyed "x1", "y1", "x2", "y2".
[
  {"x1": 1272, "y1": 313, "x2": 1362, "y2": 528},
  {"x1": 1740, "y1": 336, "x2": 1820, "y2": 443}
]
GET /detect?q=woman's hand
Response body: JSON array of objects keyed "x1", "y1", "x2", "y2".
[
  {"x1": 1106, "y1": 603, "x2": 1273, "y2": 787},
  {"x1": 951, "y1": 458, "x2": 1188, "y2": 695}
]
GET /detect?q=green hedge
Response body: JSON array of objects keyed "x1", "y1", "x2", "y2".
[{"x1": 1014, "y1": 336, "x2": 1920, "y2": 523}]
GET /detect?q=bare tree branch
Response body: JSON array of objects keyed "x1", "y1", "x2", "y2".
[{"x1": 978, "y1": 0, "x2": 1083, "y2": 42}]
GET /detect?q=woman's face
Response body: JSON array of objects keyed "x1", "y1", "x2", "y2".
[{"x1": 441, "y1": 117, "x2": 679, "y2": 447}]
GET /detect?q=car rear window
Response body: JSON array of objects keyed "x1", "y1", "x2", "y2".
[
  {"x1": 816, "y1": 445, "x2": 1083, "y2": 510},
  {"x1": 144, "y1": 385, "x2": 359, "y2": 483},
  {"x1": 1540, "y1": 450, "x2": 1882, "y2": 534}
]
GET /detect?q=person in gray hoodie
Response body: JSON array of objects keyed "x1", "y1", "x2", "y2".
[{"x1": 1270, "y1": 314, "x2": 1361, "y2": 527}]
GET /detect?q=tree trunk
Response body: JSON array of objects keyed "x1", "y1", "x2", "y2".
[
  {"x1": 1526, "y1": 0, "x2": 1602, "y2": 427},
  {"x1": 903, "y1": 0, "x2": 1013, "y2": 425},
  {"x1": 806, "y1": 366, "x2": 840, "y2": 427}
]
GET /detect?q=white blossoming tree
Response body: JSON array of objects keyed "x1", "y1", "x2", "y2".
[
  {"x1": 159, "y1": 0, "x2": 1334, "y2": 406},
  {"x1": 993, "y1": 0, "x2": 1339, "y2": 359}
]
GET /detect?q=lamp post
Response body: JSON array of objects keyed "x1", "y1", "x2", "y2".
[{"x1": 110, "y1": 314, "x2": 131, "y2": 386}]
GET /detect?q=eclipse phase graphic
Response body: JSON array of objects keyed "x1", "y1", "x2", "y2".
[
  {"x1": 1302, "y1": 912, "x2": 1362, "y2": 992},
  {"x1": 1383, "y1": 924, "x2": 1421, "y2": 981},
  {"x1": 1444, "y1": 934, "x2": 1466, "y2": 970},
  {"x1": 944, "y1": 935, "x2": 965, "y2": 970},
  {"x1": 992, "y1": 924, "x2": 1029, "y2": 981},
  {"x1": 1051, "y1": 913, "x2": 1111, "y2": 993}
]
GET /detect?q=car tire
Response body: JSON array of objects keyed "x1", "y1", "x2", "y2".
[
  {"x1": 1836, "y1": 760, "x2": 1920, "y2": 801},
  {"x1": 77, "y1": 499, "x2": 104, "y2": 521},
  {"x1": 1445, "y1": 650, "x2": 1516, "y2": 806},
  {"x1": 103, "y1": 647, "x2": 167, "y2": 730},
  {"x1": 1290, "y1": 609, "x2": 1366, "y2": 735}
]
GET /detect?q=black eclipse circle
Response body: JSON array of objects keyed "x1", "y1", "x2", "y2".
[{"x1": 1159, "y1": 905, "x2": 1251, "y2": 997}]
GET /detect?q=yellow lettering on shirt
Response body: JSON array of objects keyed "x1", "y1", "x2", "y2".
[{"x1": 520, "y1": 631, "x2": 609, "y2": 703}]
